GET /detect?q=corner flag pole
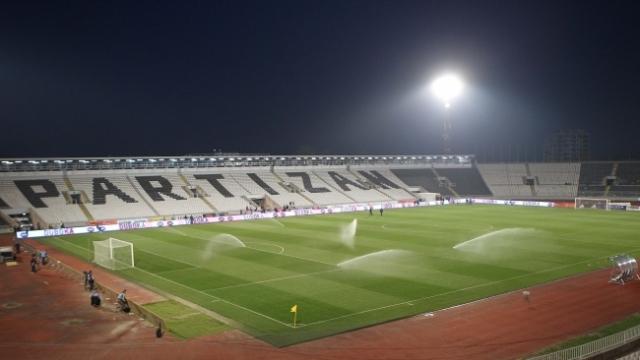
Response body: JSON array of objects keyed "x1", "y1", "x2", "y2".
[{"x1": 291, "y1": 304, "x2": 298, "y2": 328}]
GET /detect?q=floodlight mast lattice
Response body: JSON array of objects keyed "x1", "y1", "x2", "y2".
[{"x1": 431, "y1": 73, "x2": 464, "y2": 154}]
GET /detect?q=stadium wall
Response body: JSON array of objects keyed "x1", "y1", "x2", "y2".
[
  {"x1": 16, "y1": 198, "x2": 554, "y2": 240},
  {"x1": 3, "y1": 159, "x2": 640, "y2": 228}
]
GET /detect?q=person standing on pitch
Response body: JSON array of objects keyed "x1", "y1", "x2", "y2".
[
  {"x1": 87, "y1": 270, "x2": 95, "y2": 291},
  {"x1": 30, "y1": 254, "x2": 38, "y2": 273},
  {"x1": 369, "y1": 206, "x2": 373, "y2": 216},
  {"x1": 379, "y1": 207, "x2": 384, "y2": 216}
]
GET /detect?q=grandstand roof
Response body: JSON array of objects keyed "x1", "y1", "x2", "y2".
[{"x1": 0, "y1": 154, "x2": 474, "y2": 172}]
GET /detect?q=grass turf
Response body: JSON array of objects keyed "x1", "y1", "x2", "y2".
[
  {"x1": 143, "y1": 300, "x2": 229, "y2": 339},
  {"x1": 40, "y1": 205, "x2": 640, "y2": 346}
]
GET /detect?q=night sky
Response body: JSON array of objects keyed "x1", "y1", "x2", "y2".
[{"x1": 1, "y1": 1, "x2": 639, "y2": 160}]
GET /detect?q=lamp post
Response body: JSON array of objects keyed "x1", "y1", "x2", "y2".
[{"x1": 431, "y1": 73, "x2": 464, "y2": 154}]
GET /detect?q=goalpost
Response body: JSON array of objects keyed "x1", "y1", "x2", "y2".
[
  {"x1": 574, "y1": 197, "x2": 610, "y2": 210},
  {"x1": 93, "y1": 238, "x2": 135, "y2": 270}
]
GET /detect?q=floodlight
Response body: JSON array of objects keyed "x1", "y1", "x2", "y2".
[{"x1": 431, "y1": 73, "x2": 464, "y2": 108}]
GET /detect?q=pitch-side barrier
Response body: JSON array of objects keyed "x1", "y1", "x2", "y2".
[{"x1": 16, "y1": 198, "x2": 554, "y2": 239}]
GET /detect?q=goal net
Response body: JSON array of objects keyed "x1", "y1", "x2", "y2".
[
  {"x1": 93, "y1": 238, "x2": 135, "y2": 270},
  {"x1": 575, "y1": 197, "x2": 610, "y2": 210}
]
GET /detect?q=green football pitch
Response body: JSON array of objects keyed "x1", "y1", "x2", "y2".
[{"x1": 41, "y1": 205, "x2": 640, "y2": 346}]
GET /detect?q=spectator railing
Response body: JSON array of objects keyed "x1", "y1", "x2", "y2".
[{"x1": 528, "y1": 323, "x2": 640, "y2": 360}]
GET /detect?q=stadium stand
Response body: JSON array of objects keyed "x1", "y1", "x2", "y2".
[
  {"x1": 528, "y1": 162, "x2": 580, "y2": 199},
  {"x1": 275, "y1": 169, "x2": 354, "y2": 205},
  {"x1": 434, "y1": 167, "x2": 492, "y2": 196},
  {"x1": 477, "y1": 164, "x2": 533, "y2": 198},
  {"x1": 6, "y1": 156, "x2": 640, "y2": 227},
  {"x1": 0, "y1": 195, "x2": 8, "y2": 209},
  {"x1": 391, "y1": 168, "x2": 454, "y2": 196},
  {"x1": 186, "y1": 169, "x2": 254, "y2": 213},
  {"x1": 578, "y1": 162, "x2": 614, "y2": 197},
  {"x1": 66, "y1": 171, "x2": 157, "y2": 220},
  {"x1": 313, "y1": 169, "x2": 390, "y2": 203},
  {"x1": 0, "y1": 172, "x2": 88, "y2": 226},
  {"x1": 238, "y1": 171, "x2": 314, "y2": 208},
  {"x1": 352, "y1": 168, "x2": 419, "y2": 200},
  {"x1": 609, "y1": 162, "x2": 640, "y2": 197}
]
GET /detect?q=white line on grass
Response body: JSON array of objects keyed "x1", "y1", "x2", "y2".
[
  {"x1": 242, "y1": 244, "x2": 334, "y2": 266},
  {"x1": 243, "y1": 241, "x2": 285, "y2": 254},
  {"x1": 56, "y1": 236, "x2": 640, "y2": 331},
  {"x1": 297, "y1": 250, "x2": 640, "y2": 328},
  {"x1": 136, "y1": 231, "x2": 335, "y2": 267},
  {"x1": 154, "y1": 267, "x2": 196, "y2": 276},
  {"x1": 53, "y1": 237, "x2": 296, "y2": 328},
  {"x1": 203, "y1": 268, "x2": 341, "y2": 292},
  {"x1": 381, "y1": 223, "x2": 452, "y2": 234},
  {"x1": 130, "y1": 261, "x2": 295, "y2": 328}
]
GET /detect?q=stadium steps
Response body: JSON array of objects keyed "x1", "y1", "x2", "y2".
[
  {"x1": 475, "y1": 163, "x2": 495, "y2": 197},
  {"x1": 525, "y1": 163, "x2": 537, "y2": 197},
  {"x1": 271, "y1": 170, "x2": 318, "y2": 206},
  {"x1": 126, "y1": 175, "x2": 160, "y2": 216},
  {"x1": 346, "y1": 168, "x2": 395, "y2": 201},
  {"x1": 604, "y1": 162, "x2": 619, "y2": 197},
  {"x1": 260, "y1": 194, "x2": 281, "y2": 210},
  {"x1": 178, "y1": 173, "x2": 191, "y2": 186},
  {"x1": 0, "y1": 195, "x2": 9, "y2": 209},
  {"x1": 431, "y1": 167, "x2": 459, "y2": 197},
  {"x1": 196, "y1": 191, "x2": 218, "y2": 213},
  {"x1": 311, "y1": 171, "x2": 358, "y2": 203},
  {"x1": 403, "y1": 188, "x2": 419, "y2": 199},
  {"x1": 224, "y1": 174, "x2": 267, "y2": 209},
  {"x1": 241, "y1": 195, "x2": 261, "y2": 209},
  {"x1": 177, "y1": 172, "x2": 218, "y2": 213},
  {"x1": 62, "y1": 173, "x2": 94, "y2": 222}
]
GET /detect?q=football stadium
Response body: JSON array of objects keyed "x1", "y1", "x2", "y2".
[
  {"x1": 2, "y1": 156, "x2": 640, "y2": 358},
  {"x1": 3, "y1": 2, "x2": 640, "y2": 360}
]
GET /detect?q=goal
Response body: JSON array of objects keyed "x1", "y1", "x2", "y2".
[
  {"x1": 93, "y1": 238, "x2": 135, "y2": 270},
  {"x1": 574, "y1": 197, "x2": 610, "y2": 210}
]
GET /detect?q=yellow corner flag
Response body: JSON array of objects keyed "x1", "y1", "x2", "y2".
[{"x1": 290, "y1": 304, "x2": 298, "y2": 327}]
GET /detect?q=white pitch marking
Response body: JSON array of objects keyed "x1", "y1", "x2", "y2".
[
  {"x1": 53, "y1": 236, "x2": 296, "y2": 328},
  {"x1": 203, "y1": 268, "x2": 341, "y2": 292},
  {"x1": 243, "y1": 241, "x2": 286, "y2": 254},
  {"x1": 297, "y1": 250, "x2": 640, "y2": 328}
]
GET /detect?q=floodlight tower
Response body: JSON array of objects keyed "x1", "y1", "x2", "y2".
[{"x1": 431, "y1": 73, "x2": 464, "y2": 154}]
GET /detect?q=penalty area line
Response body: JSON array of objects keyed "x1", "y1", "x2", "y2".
[{"x1": 53, "y1": 236, "x2": 295, "y2": 328}]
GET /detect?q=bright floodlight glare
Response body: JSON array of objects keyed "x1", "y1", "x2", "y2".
[{"x1": 431, "y1": 73, "x2": 464, "y2": 107}]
